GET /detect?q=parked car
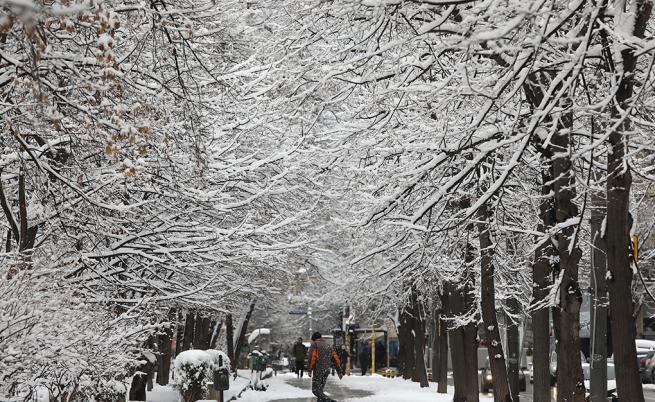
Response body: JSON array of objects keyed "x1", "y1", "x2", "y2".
[
  {"x1": 479, "y1": 358, "x2": 526, "y2": 393},
  {"x1": 582, "y1": 362, "x2": 618, "y2": 402},
  {"x1": 639, "y1": 350, "x2": 655, "y2": 383}
]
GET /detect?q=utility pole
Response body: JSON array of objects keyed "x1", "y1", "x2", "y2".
[
  {"x1": 308, "y1": 307, "x2": 313, "y2": 337},
  {"x1": 589, "y1": 192, "x2": 607, "y2": 402},
  {"x1": 343, "y1": 304, "x2": 351, "y2": 376}
]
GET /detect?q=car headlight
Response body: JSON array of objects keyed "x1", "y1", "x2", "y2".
[{"x1": 486, "y1": 374, "x2": 492, "y2": 381}]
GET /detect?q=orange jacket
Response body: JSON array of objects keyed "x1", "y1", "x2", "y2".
[{"x1": 309, "y1": 339, "x2": 342, "y2": 374}]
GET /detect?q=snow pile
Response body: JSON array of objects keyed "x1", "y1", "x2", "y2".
[
  {"x1": 174, "y1": 349, "x2": 231, "y2": 401},
  {"x1": 248, "y1": 328, "x2": 271, "y2": 344}
]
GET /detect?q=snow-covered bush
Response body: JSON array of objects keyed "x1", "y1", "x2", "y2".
[
  {"x1": 0, "y1": 270, "x2": 152, "y2": 401},
  {"x1": 174, "y1": 349, "x2": 230, "y2": 402}
]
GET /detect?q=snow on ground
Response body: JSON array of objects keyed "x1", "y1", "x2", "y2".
[
  {"x1": 338, "y1": 374, "x2": 493, "y2": 402},
  {"x1": 143, "y1": 371, "x2": 495, "y2": 402}
]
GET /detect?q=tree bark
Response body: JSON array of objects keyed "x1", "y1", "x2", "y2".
[
  {"x1": 175, "y1": 311, "x2": 185, "y2": 356},
  {"x1": 447, "y1": 279, "x2": 468, "y2": 402},
  {"x1": 532, "y1": 172, "x2": 556, "y2": 402},
  {"x1": 506, "y1": 297, "x2": 521, "y2": 401},
  {"x1": 157, "y1": 325, "x2": 172, "y2": 385},
  {"x1": 210, "y1": 320, "x2": 223, "y2": 349},
  {"x1": 437, "y1": 316, "x2": 448, "y2": 394},
  {"x1": 606, "y1": 3, "x2": 651, "y2": 401},
  {"x1": 181, "y1": 312, "x2": 195, "y2": 352},
  {"x1": 477, "y1": 204, "x2": 512, "y2": 402},
  {"x1": 411, "y1": 289, "x2": 429, "y2": 387},
  {"x1": 193, "y1": 312, "x2": 204, "y2": 349},
  {"x1": 464, "y1": 316, "x2": 480, "y2": 402},
  {"x1": 226, "y1": 313, "x2": 235, "y2": 371},
  {"x1": 232, "y1": 301, "x2": 256, "y2": 370},
  {"x1": 431, "y1": 310, "x2": 439, "y2": 383},
  {"x1": 550, "y1": 105, "x2": 585, "y2": 402},
  {"x1": 400, "y1": 303, "x2": 416, "y2": 380}
]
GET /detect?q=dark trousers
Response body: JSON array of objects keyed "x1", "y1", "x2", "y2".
[
  {"x1": 296, "y1": 360, "x2": 305, "y2": 378},
  {"x1": 311, "y1": 370, "x2": 331, "y2": 402}
]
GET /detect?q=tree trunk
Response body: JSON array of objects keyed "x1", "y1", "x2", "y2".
[
  {"x1": 226, "y1": 313, "x2": 235, "y2": 370},
  {"x1": 532, "y1": 172, "x2": 556, "y2": 402},
  {"x1": 182, "y1": 312, "x2": 195, "y2": 352},
  {"x1": 606, "y1": 3, "x2": 651, "y2": 401},
  {"x1": 550, "y1": 105, "x2": 585, "y2": 402},
  {"x1": 477, "y1": 204, "x2": 511, "y2": 402},
  {"x1": 431, "y1": 308, "x2": 440, "y2": 383},
  {"x1": 464, "y1": 318, "x2": 480, "y2": 402},
  {"x1": 437, "y1": 316, "x2": 448, "y2": 394},
  {"x1": 411, "y1": 289, "x2": 429, "y2": 387},
  {"x1": 397, "y1": 308, "x2": 407, "y2": 376},
  {"x1": 210, "y1": 320, "x2": 223, "y2": 349},
  {"x1": 400, "y1": 304, "x2": 416, "y2": 380},
  {"x1": 157, "y1": 325, "x2": 172, "y2": 385},
  {"x1": 506, "y1": 297, "x2": 520, "y2": 401},
  {"x1": 198, "y1": 316, "x2": 211, "y2": 349},
  {"x1": 232, "y1": 301, "x2": 256, "y2": 371},
  {"x1": 447, "y1": 287, "x2": 468, "y2": 402},
  {"x1": 193, "y1": 312, "x2": 204, "y2": 349}
]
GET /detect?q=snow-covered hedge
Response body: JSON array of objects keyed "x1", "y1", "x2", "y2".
[
  {"x1": 0, "y1": 270, "x2": 151, "y2": 401},
  {"x1": 174, "y1": 349, "x2": 230, "y2": 402}
]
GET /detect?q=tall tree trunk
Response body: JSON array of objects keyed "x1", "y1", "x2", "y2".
[
  {"x1": 232, "y1": 301, "x2": 256, "y2": 371},
  {"x1": 606, "y1": 3, "x2": 651, "y2": 401},
  {"x1": 175, "y1": 311, "x2": 185, "y2": 357},
  {"x1": 437, "y1": 316, "x2": 448, "y2": 394},
  {"x1": 506, "y1": 297, "x2": 520, "y2": 401},
  {"x1": 400, "y1": 304, "x2": 416, "y2": 380},
  {"x1": 210, "y1": 320, "x2": 223, "y2": 349},
  {"x1": 397, "y1": 308, "x2": 407, "y2": 376},
  {"x1": 464, "y1": 317, "x2": 480, "y2": 402},
  {"x1": 431, "y1": 306, "x2": 440, "y2": 384},
  {"x1": 182, "y1": 312, "x2": 195, "y2": 352},
  {"x1": 551, "y1": 106, "x2": 584, "y2": 402},
  {"x1": 193, "y1": 312, "x2": 204, "y2": 349},
  {"x1": 157, "y1": 327, "x2": 172, "y2": 385},
  {"x1": 462, "y1": 202, "x2": 480, "y2": 402},
  {"x1": 226, "y1": 313, "x2": 235, "y2": 371},
  {"x1": 532, "y1": 172, "x2": 555, "y2": 402},
  {"x1": 411, "y1": 289, "x2": 429, "y2": 387},
  {"x1": 477, "y1": 204, "x2": 511, "y2": 402},
  {"x1": 197, "y1": 316, "x2": 211, "y2": 349},
  {"x1": 447, "y1": 279, "x2": 468, "y2": 402}
]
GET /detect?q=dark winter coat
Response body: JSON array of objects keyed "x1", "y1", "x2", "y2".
[{"x1": 293, "y1": 342, "x2": 307, "y2": 361}]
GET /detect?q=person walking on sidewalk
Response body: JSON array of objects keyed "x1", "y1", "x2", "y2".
[
  {"x1": 308, "y1": 332, "x2": 342, "y2": 402},
  {"x1": 293, "y1": 337, "x2": 308, "y2": 378},
  {"x1": 358, "y1": 344, "x2": 370, "y2": 376}
]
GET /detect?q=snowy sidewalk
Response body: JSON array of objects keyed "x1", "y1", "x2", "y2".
[
  {"x1": 233, "y1": 372, "x2": 495, "y2": 402},
  {"x1": 144, "y1": 371, "x2": 496, "y2": 402}
]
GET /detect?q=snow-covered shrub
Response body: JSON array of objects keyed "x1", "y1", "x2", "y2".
[
  {"x1": 174, "y1": 349, "x2": 231, "y2": 402},
  {"x1": 0, "y1": 270, "x2": 153, "y2": 401},
  {"x1": 94, "y1": 379, "x2": 128, "y2": 402}
]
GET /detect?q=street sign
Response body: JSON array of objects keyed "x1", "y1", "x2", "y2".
[{"x1": 289, "y1": 309, "x2": 307, "y2": 315}]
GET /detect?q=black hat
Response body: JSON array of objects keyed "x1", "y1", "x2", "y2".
[{"x1": 311, "y1": 332, "x2": 322, "y2": 341}]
